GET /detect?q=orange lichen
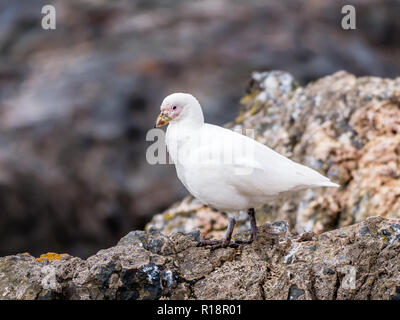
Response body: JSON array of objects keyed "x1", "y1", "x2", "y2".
[{"x1": 36, "y1": 252, "x2": 68, "y2": 262}]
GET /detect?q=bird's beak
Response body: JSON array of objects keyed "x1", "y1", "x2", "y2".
[{"x1": 155, "y1": 112, "x2": 171, "y2": 128}]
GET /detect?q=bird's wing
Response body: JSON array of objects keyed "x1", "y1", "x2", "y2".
[{"x1": 191, "y1": 124, "x2": 337, "y2": 197}]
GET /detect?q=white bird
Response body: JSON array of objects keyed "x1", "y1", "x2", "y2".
[{"x1": 155, "y1": 93, "x2": 339, "y2": 249}]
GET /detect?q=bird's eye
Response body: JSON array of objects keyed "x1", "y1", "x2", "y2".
[{"x1": 173, "y1": 106, "x2": 177, "y2": 110}]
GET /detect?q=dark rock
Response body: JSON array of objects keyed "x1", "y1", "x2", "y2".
[
  {"x1": 288, "y1": 285, "x2": 305, "y2": 300},
  {"x1": 390, "y1": 286, "x2": 400, "y2": 300},
  {"x1": 360, "y1": 226, "x2": 370, "y2": 236},
  {"x1": 1, "y1": 217, "x2": 400, "y2": 300},
  {"x1": 323, "y1": 268, "x2": 336, "y2": 275}
]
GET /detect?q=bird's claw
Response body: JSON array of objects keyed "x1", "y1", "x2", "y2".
[
  {"x1": 210, "y1": 241, "x2": 240, "y2": 251},
  {"x1": 233, "y1": 239, "x2": 254, "y2": 245},
  {"x1": 197, "y1": 239, "x2": 221, "y2": 247},
  {"x1": 197, "y1": 239, "x2": 238, "y2": 250}
]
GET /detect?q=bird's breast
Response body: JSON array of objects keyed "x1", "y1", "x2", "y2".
[{"x1": 175, "y1": 163, "x2": 250, "y2": 211}]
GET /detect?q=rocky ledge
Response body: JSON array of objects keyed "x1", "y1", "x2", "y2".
[{"x1": 1, "y1": 216, "x2": 400, "y2": 300}]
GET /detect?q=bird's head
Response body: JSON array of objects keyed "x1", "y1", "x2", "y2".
[{"x1": 155, "y1": 93, "x2": 204, "y2": 127}]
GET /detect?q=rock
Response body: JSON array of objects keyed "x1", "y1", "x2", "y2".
[
  {"x1": 149, "y1": 71, "x2": 400, "y2": 239},
  {"x1": 2, "y1": 0, "x2": 400, "y2": 259},
  {"x1": 1, "y1": 216, "x2": 400, "y2": 300}
]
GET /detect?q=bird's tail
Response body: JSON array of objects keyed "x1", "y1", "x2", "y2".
[
  {"x1": 318, "y1": 181, "x2": 340, "y2": 188},
  {"x1": 294, "y1": 162, "x2": 340, "y2": 188}
]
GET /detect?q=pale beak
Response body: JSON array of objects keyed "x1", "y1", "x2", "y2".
[{"x1": 155, "y1": 112, "x2": 171, "y2": 128}]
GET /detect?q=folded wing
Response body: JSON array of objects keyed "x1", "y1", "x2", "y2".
[{"x1": 195, "y1": 124, "x2": 338, "y2": 197}]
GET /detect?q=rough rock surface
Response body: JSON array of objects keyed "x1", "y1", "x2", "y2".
[
  {"x1": 148, "y1": 71, "x2": 400, "y2": 239},
  {"x1": 1, "y1": 216, "x2": 400, "y2": 300}
]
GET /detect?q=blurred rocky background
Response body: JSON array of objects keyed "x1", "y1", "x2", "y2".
[{"x1": 0, "y1": 0, "x2": 399, "y2": 258}]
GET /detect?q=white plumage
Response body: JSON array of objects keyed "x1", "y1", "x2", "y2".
[{"x1": 156, "y1": 93, "x2": 339, "y2": 248}]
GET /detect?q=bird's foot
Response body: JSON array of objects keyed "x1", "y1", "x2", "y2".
[
  {"x1": 197, "y1": 239, "x2": 238, "y2": 250},
  {"x1": 234, "y1": 239, "x2": 254, "y2": 245},
  {"x1": 197, "y1": 239, "x2": 221, "y2": 247},
  {"x1": 197, "y1": 216, "x2": 239, "y2": 250}
]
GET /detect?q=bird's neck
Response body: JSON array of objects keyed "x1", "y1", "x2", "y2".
[
  {"x1": 166, "y1": 119, "x2": 202, "y2": 144},
  {"x1": 166, "y1": 101, "x2": 205, "y2": 163},
  {"x1": 166, "y1": 120, "x2": 203, "y2": 165}
]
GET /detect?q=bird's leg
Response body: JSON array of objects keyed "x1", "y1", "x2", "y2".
[
  {"x1": 235, "y1": 208, "x2": 258, "y2": 244},
  {"x1": 248, "y1": 208, "x2": 258, "y2": 242},
  {"x1": 219, "y1": 216, "x2": 236, "y2": 248},
  {"x1": 197, "y1": 216, "x2": 237, "y2": 250}
]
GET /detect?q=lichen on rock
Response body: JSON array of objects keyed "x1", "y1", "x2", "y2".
[{"x1": 36, "y1": 252, "x2": 69, "y2": 263}]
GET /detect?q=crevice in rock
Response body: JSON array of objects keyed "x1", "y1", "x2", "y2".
[{"x1": 333, "y1": 274, "x2": 341, "y2": 300}]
